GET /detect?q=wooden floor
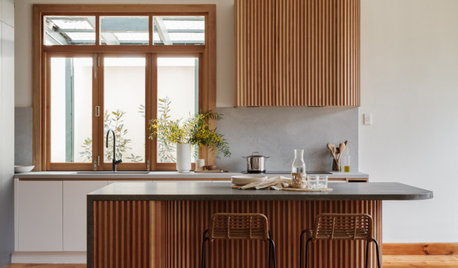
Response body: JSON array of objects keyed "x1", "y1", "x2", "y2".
[
  {"x1": 384, "y1": 255, "x2": 458, "y2": 267},
  {"x1": 5, "y1": 255, "x2": 458, "y2": 268}
]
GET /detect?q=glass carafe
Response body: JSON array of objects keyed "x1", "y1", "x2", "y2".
[
  {"x1": 291, "y1": 149, "x2": 306, "y2": 188},
  {"x1": 292, "y1": 149, "x2": 306, "y2": 176}
]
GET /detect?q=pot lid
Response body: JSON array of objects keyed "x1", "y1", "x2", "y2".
[{"x1": 245, "y1": 152, "x2": 270, "y2": 158}]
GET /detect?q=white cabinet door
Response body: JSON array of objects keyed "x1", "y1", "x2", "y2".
[
  {"x1": 63, "y1": 181, "x2": 107, "y2": 251},
  {"x1": 16, "y1": 181, "x2": 63, "y2": 251}
]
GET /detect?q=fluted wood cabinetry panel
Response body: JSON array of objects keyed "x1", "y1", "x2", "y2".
[
  {"x1": 92, "y1": 201, "x2": 151, "y2": 268},
  {"x1": 235, "y1": 0, "x2": 360, "y2": 106},
  {"x1": 90, "y1": 200, "x2": 381, "y2": 267}
]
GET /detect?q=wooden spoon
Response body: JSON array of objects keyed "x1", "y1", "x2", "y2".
[
  {"x1": 337, "y1": 140, "x2": 348, "y2": 163},
  {"x1": 327, "y1": 143, "x2": 337, "y2": 160}
]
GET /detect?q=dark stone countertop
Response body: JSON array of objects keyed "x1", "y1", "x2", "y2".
[{"x1": 87, "y1": 181, "x2": 433, "y2": 201}]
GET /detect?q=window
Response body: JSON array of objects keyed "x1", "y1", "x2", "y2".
[
  {"x1": 34, "y1": 5, "x2": 216, "y2": 171},
  {"x1": 100, "y1": 16, "x2": 149, "y2": 45},
  {"x1": 103, "y1": 57, "x2": 146, "y2": 164},
  {"x1": 44, "y1": 16, "x2": 96, "y2": 45},
  {"x1": 156, "y1": 57, "x2": 199, "y2": 163},
  {"x1": 153, "y1": 16, "x2": 205, "y2": 45},
  {"x1": 49, "y1": 57, "x2": 93, "y2": 163}
]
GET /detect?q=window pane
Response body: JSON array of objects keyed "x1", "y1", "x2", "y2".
[
  {"x1": 100, "y1": 16, "x2": 149, "y2": 45},
  {"x1": 157, "y1": 57, "x2": 199, "y2": 163},
  {"x1": 50, "y1": 57, "x2": 93, "y2": 163},
  {"x1": 153, "y1": 16, "x2": 205, "y2": 45},
  {"x1": 104, "y1": 57, "x2": 146, "y2": 163},
  {"x1": 44, "y1": 16, "x2": 96, "y2": 45}
]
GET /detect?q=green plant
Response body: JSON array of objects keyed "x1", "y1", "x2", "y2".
[
  {"x1": 155, "y1": 97, "x2": 176, "y2": 162},
  {"x1": 148, "y1": 99, "x2": 230, "y2": 158},
  {"x1": 79, "y1": 109, "x2": 143, "y2": 163},
  {"x1": 189, "y1": 112, "x2": 231, "y2": 158},
  {"x1": 80, "y1": 137, "x2": 92, "y2": 161}
]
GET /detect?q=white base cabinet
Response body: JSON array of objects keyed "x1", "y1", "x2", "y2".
[
  {"x1": 63, "y1": 181, "x2": 108, "y2": 251},
  {"x1": 14, "y1": 179, "x2": 108, "y2": 260},
  {"x1": 15, "y1": 180, "x2": 63, "y2": 251}
]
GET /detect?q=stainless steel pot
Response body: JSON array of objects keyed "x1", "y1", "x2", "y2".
[{"x1": 243, "y1": 152, "x2": 270, "y2": 173}]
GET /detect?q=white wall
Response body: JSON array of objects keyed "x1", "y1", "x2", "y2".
[
  {"x1": 0, "y1": 0, "x2": 15, "y2": 265},
  {"x1": 14, "y1": 0, "x2": 458, "y2": 243},
  {"x1": 361, "y1": 0, "x2": 458, "y2": 242},
  {"x1": 14, "y1": 0, "x2": 235, "y2": 108}
]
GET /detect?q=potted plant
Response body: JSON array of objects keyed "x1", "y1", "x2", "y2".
[{"x1": 149, "y1": 99, "x2": 230, "y2": 172}]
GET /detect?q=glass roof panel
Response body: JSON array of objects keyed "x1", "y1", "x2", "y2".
[
  {"x1": 65, "y1": 32, "x2": 96, "y2": 42},
  {"x1": 51, "y1": 19, "x2": 93, "y2": 30},
  {"x1": 153, "y1": 16, "x2": 205, "y2": 45},
  {"x1": 43, "y1": 16, "x2": 96, "y2": 45},
  {"x1": 100, "y1": 16, "x2": 149, "y2": 45}
]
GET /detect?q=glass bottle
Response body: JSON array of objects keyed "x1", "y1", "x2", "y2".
[
  {"x1": 292, "y1": 149, "x2": 306, "y2": 176},
  {"x1": 342, "y1": 148, "x2": 351, "y2": 172}
]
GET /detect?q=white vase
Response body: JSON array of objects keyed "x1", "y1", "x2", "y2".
[{"x1": 176, "y1": 143, "x2": 191, "y2": 173}]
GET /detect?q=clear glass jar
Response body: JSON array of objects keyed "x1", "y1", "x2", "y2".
[
  {"x1": 291, "y1": 149, "x2": 307, "y2": 188},
  {"x1": 292, "y1": 149, "x2": 306, "y2": 175}
]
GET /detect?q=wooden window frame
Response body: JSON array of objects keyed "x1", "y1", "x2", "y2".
[{"x1": 33, "y1": 4, "x2": 217, "y2": 171}]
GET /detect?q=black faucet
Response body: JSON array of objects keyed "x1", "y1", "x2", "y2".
[{"x1": 106, "y1": 129, "x2": 122, "y2": 172}]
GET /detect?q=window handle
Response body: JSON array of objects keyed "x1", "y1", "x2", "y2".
[{"x1": 95, "y1": 106, "x2": 100, "y2": 117}]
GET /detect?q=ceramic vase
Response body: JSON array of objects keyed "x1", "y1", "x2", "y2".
[{"x1": 176, "y1": 143, "x2": 191, "y2": 173}]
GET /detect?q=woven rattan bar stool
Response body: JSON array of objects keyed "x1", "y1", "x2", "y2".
[
  {"x1": 200, "y1": 213, "x2": 277, "y2": 268},
  {"x1": 299, "y1": 213, "x2": 381, "y2": 268}
]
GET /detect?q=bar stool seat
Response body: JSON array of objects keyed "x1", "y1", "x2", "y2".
[
  {"x1": 200, "y1": 213, "x2": 277, "y2": 268},
  {"x1": 300, "y1": 213, "x2": 381, "y2": 268}
]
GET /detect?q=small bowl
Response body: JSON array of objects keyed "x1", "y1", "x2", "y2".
[
  {"x1": 231, "y1": 175, "x2": 267, "y2": 186},
  {"x1": 15, "y1": 165, "x2": 35, "y2": 173}
]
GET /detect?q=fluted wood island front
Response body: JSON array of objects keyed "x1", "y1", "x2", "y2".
[{"x1": 87, "y1": 181, "x2": 432, "y2": 268}]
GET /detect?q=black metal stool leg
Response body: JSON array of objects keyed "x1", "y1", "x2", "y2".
[
  {"x1": 304, "y1": 238, "x2": 312, "y2": 268},
  {"x1": 268, "y1": 239, "x2": 272, "y2": 268},
  {"x1": 365, "y1": 240, "x2": 370, "y2": 268},
  {"x1": 371, "y1": 238, "x2": 382, "y2": 268},
  {"x1": 299, "y1": 230, "x2": 307, "y2": 268},
  {"x1": 201, "y1": 230, "x2": 209, "y2": 268},
  {"x1": 268, "y1": 231, "x2": 277, "y2": 268}
]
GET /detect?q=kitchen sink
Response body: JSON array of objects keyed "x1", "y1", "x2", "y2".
[{"x1": 73, "y1": 171, "x2": 152, "y2": 175}]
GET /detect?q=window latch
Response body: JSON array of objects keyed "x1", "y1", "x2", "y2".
[{"x1": 95, "y1": 106, "x2": 100, "y2": 117}]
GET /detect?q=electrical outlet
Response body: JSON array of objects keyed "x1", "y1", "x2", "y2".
[{"x1": 363, "y1": 113, "x2": 373, "y2": 125}]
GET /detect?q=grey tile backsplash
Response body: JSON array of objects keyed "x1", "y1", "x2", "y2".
[
  {"x1": 14, "y1": 106, "x2": 358, "y2": 172},
  {"x1": 15, "y1": 107, "x2": 33, "y2": 165},
  {"x1": 215, "y1": 107, "x2": 358, "y2": 172}
]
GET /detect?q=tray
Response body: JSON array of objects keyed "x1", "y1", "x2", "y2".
[{"x1": 232, "y1": 184, "x2": 332, "y2": 192}]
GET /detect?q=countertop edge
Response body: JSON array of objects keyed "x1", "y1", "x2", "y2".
[
  {"x1": 87, "y1": 193, "x2": 433, "y2": 201},
  {"x1": 85, "y1": 182, "x2": 434, "y2": 201},
  {"x1": 14, "y1": 171, "x2": 370, "y2": 180}
]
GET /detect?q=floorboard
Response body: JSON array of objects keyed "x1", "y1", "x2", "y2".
[{"x1": 5, "y1": 255, "x2": 458, "y2": 268}]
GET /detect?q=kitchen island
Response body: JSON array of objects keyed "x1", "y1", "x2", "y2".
[{"x1": 87, "y1": 181, "x2": 432, "y2": 268}]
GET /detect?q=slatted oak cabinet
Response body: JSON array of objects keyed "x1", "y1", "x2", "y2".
[{"x1": 235, "y1": 0, "x2": 360, "y2": 106}]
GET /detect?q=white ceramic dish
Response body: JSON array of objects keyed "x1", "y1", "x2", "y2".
[
  {"x1": 231, "y1": 175, "x2": 267, "y2": 186},
  {"x1": 15, "y1": 165, "x2": 35, "y2": 173}
]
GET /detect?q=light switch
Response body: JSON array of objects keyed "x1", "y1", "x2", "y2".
[{"x1": 363, "y1": 113, "x2": 373, "y2": 125}]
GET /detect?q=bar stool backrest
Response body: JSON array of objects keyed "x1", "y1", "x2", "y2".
[
  {"x1": 313, "y1": 213, "x2": 373, "y2": 240},
  {"x1": 210, "y1": 213, "x2": 269, "y2": 241}
]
